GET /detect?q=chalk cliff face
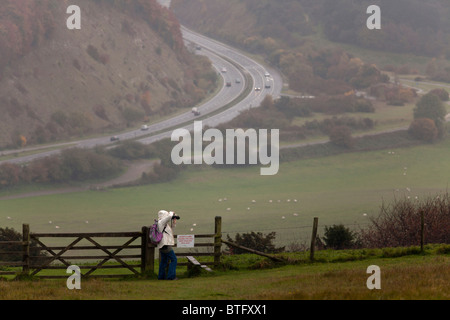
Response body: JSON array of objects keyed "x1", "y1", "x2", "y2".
[{"x1": 0, "y1": 0, "x2": 215, "y2": 149}]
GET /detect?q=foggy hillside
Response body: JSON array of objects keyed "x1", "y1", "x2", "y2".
[{"x1": 0, "y1": 0, "x2": 216, "y2": 149}]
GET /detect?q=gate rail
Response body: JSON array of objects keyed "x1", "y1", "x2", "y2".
[{"x1": 0, "y1": 217, "x2": 222, "y2": 279}]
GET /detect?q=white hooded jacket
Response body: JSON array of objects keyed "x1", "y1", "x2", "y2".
[{"x1": 156, "y1": 210, "x2": 176, "y2": 249}]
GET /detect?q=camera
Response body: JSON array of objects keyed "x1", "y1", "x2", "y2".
[{"x1": 172, "y1": 214, "x2": 180, "y2": 220}]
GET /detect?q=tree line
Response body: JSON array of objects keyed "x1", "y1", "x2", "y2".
[
  {"x1": 0, "y1": 138, "x2": 185, "y2": 190},
  {"x1": 0, "y1": 148, "x2": 122, "y2": 189}
]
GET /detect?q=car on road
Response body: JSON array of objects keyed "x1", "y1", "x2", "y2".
[
  {"x1": 226, "y1": 81, "x2": 232, "y2": 87},
  {"x1": 264, "y1": 72, "x2": 270, "y2": 78},
  {"x1": 255, "y1": 87, "x2": 261, "y2": 91},
  {"x1": 221, "y1": 67, "x2": 227, "y2": 73},
  {"x1": 235, "y1": 78, "x2": 241, "y2": 84},
  {"x1": 141, "y1": 125, "x2": 149, "y2": 131},
  {"x1": 110, "y1": 136, "x2": 120, "y2": 142}
]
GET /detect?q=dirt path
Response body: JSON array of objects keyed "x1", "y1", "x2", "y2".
[
  {"x1": 0, "y1": 160, "x2": 158, "y2": 201},
  {"x1": 91, "y1": 159, "x2": 159, "y2": 188}
]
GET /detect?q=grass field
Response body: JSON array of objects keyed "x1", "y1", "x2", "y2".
[
  {"x1": 2, "y1": 135, "x2": 450, "y2": 247},
  {"x1": 1, "y1": 247, "x2": 449, "y2": 300}
]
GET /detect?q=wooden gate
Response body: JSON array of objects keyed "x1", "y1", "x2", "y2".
[
  {"x1": 1, "y1": 217, "x2": 222, "y2": 279},
  {"x1": 29, "y1": 231, "x2": 143, "y2": 279}
]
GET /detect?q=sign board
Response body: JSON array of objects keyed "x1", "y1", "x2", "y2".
[{"x1": 177, "y1": 235, "x2": 195, "y2": 248}]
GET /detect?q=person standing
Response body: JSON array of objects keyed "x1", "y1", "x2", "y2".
[{"x1": 156, "y1": 210, "x2": 180, "y2": 280}]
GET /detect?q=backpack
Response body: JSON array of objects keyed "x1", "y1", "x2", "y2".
[{"x1": 149, "y1": 219, "x2": 167, "y2": 245}]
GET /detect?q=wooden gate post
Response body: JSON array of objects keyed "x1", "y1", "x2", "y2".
[
  {"x1": 309, "y1": 217, "x2": 319, "y2": 262},
  {"x1": 141, "y1": 226, "x2": 154, "y2": 275},
  {"x1": 22, "y1": 224, "x2": 30, "y2": 274},
  {"x1": 420, "y1": 211, "x2": 425, "y2": 253},
  {"x1": 214, "y1": 216, "x2": 222, "y2": 267}
]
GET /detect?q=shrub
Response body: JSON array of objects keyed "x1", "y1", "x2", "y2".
[
  {"x1": 274, "y1": 96, "x2": 312, "y2": 118},
  {"x1": 329, "y1": 125, "x2": 354, "y2": 148},
  {"x1": 0, "y1": 227, "x2": 46, "y2": 262},
  {"x1": 0, "y1": 163, "x2": 21, "y2": 189},
  {"x1": 355, "y1": 99, "x2": 375, "y2": 113},
  {"x1": 323, "y1": 224, "x2": 357, "y2": 250},
  {"x1": 109, "y1": 141, "x2": 157, "y2": 160},
  {"x1": 408, "y1": 118, "x2": 438, "y2": 142},
  {"x1": 60, "y1": 148, "x2": 122, "y2": 181},
  {"x1": 225, "y1": 232, "x2": 285, "y2": 254},
  {"x1": 360, "y1": 193, "x2": 450, "y2": 248},
  {"x1": 28, "y1": 155, "x2": 66, "y2": 183},
  {"x1": 414, "y1": 93, "x2": 446, "y2": 125},
  {"x1": 87, "y1": 44, "x2": 100, "y2": 62},
  {"x1": 143, "y1": 162, "x2": 180, "y2": 183},
  {"x1": 429, "y1": 88, "x2": 449, "y2": 101},
  {"x1": 121, "y1": 108, "x2": 145, "y2": 126}
]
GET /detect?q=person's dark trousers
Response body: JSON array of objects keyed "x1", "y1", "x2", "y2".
[{"x1": 158, "y1": 249, "x2": 177, "y2": 280}]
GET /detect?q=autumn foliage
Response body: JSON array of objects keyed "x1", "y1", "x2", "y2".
[
  {"x1": 360, "y1": 194, "x2": 450, "y2": 248},
  {"x1": 0, "y1": 148, "x2": 122, "y2": 189},
  {"x1": 0, "y1": 0, "x2": 56, "y2": 73},
  {"x1": 0, "y1": 0, "x2": 186, "y2": 75},
  {"x1": 408, "y1": 118, "x2": 438, "y2": 143}
]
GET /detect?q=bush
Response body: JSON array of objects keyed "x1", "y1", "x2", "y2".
[
  {"x1": 275, "y1": 96, "x2": 312, "y2": 118},
  {"x1": 60, "y1": 148, "x2": 122, "y2": 181},
  {"x1": 28, "y1": 156, "x2": 66, "y2": 183},
  {"x1": 225, "y1": 232, "x2": 285, "y2": 255},
  {"x1": 414, "y1": 93, "x2": 446, "y2": 126},
  {"x1": 0, "y1": 227, "x2": 46, "y2": 262},
  {"x1": 360, "y1": 193, "x2": 450, "y2": 248},
  {"x1": 86, "y1": 44, "x2": 101, "y2": 62},
  {"x1": 108, "y1": 141, "x2": 157, "y2": 160},
  {"x1": 429, "y1": 88, "x2": 449, "y2": 101},
  {"x1": 142, "y1": 162, "x2": 180, "y2": 183},
  {"x1": 408, "y1": 118, "x2": 438, "y2": 142},
  {"x1": 329, "y1": 126, "x2": 354, "y2": 148},
  {"x1": 0, "y1": 163, "x2": 21, "y2": 189},
  {"x1": 323, "y1": 224, "x2": 357, "y2": 250}
]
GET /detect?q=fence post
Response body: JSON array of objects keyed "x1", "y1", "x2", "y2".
[
  {"x1": 420, "y1": 211, "x2": 424, "y2": 253},
  {"x1": 309, "y1": 217, "x2": 319, "y2": 262},
  {"x1": 214, "y1": 216, "x2": 222, "y2": 267},
  {"x1": 22, "y1": 224, "x2": 30, "y2": 274},
  {"x1": 141, "y1": 226, "x2": 154, "y2": 275}
]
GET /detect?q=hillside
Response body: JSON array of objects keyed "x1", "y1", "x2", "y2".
[
  {"x1": 0, "y1": 0, "x2": 216, "y2": 149},
  {"x1": 172, "y1": 0, "x2": 450, "y2": 57},
  {"x1": 172, "y1": 0, "x2": 450, "y2": 92}
]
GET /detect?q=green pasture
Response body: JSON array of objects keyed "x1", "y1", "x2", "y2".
[
  {"x1": 1, "y1": 248, "x2": 449, "y2": 300},
  {"x1": 2, "y1": 137, "x2": 450, "y2": 245},
  {"x1": 290, "y1": 101, "x2": 416, "y2": 134}
]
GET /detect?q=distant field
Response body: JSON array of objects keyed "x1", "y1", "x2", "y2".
[{"x1": 2, "y1": 137, "x2": 450, "y2": 246}]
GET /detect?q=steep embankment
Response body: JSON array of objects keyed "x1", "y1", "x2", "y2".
[{"x1": 0, "y1": 0, "x2": 216, "y2": 149}]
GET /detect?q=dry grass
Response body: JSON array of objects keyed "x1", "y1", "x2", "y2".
[{"x1": 1, "y1": 254, "x2": 448, "y2": 300}]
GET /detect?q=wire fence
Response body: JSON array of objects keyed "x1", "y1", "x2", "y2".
[{"x1": 222, "y1": 221, "x2": 373, "y2": 250}]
